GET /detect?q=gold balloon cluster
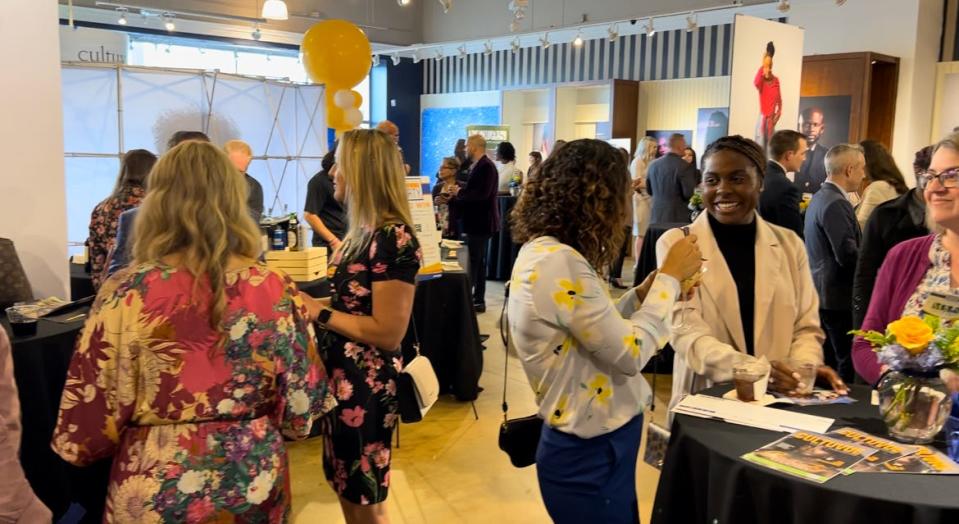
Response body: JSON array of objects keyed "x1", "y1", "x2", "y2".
[{"x1": 301, "y1": 19, "x2": 372, "y2": 132}]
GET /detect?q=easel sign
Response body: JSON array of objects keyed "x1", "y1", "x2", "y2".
[{"x1": 405, "y1": 176, "x2": 442, "y2": 270}]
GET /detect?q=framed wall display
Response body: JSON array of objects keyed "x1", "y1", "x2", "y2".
[{"x1": 728, "y1": 15, "x2": 804, "y2": 150}]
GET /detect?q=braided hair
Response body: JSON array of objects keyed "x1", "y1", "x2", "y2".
[{"x1": 702, "y1": 135, "x2": 767, "y2": 179}]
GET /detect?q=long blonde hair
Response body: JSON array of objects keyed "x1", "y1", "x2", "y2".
[
  {"x1": 337, "y1": 129, "x2": 414, "y2": 259},
  {"x1": 132, "y1": 141, "x2": 262, "y2": 329}
]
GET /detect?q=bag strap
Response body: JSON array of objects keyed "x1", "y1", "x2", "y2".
[
  {"x1": 500, "y1": 281, "x2": 511, "y2": 422},
  {"x1": 409, "y1": 313, "x2": 422, "y2": 358}
]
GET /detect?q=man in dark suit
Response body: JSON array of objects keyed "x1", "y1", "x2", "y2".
[
  {"x1": 760, "y1": 130, "x2": 807, "y2": 237},
  {"x1": 804, "y1": 144, "x2": 866, "y2": 382},
  {"x1": 443, "y1": 134, "x2": 500, "y2": 312},
  {"x1": 646, "y1": 133, "x2": 698, "y2": 224},
  {"x1": 796, "y1": 107, "x2": 829, "y2": 194}
]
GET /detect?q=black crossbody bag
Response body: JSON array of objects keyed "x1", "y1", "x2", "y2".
[{"x1": 497, "y1": 282, "x2": 543, "y2": 468}]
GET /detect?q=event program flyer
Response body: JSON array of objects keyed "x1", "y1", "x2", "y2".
[
  {"x1": 869, "y1": 446, "x2": 959, "y2": 474},
  {"x1": 742, "y1": 431, "x2": 876, "y2": 483},
  {"x1": 826, "y1": 427, "x2": 919, "y2": 473}
]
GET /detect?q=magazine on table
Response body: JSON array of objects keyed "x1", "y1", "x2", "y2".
[
  {"x1": 825, "y1": 427, "x2": 919, "y2": 473},
  {"x1": 772, "y1": 389, "x2": 857, "y2": 406},
  {"x1": 742, "y1": 431, "x2": 877, "y2": 483},
  {"x1": 865, "y1": 446, "x2": 959, "y2": 474}
]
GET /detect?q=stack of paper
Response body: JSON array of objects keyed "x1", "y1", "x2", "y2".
[{"x1": 672, "y1": 394, "x2": 835, "y2": 433}]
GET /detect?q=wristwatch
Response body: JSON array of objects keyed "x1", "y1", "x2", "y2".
[{"x1": 317, "y1": 308, "x2": 333, "y2": 326}]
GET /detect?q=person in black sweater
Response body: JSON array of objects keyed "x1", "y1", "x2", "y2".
[{"x1": 851, "y1": 146, "x2": 932, "y2": 330}]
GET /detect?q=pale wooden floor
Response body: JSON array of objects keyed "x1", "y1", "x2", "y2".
[{"x1": 288, "y1": 263, "x2": 672, "y2": 523}]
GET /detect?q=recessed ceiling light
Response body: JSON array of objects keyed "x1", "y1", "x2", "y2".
[
  {"x1": 572, "y1": 31, "x2": 584, "y2": 47},
  {"x1": 261, "y1": 0, "x2": 289, "y2": 20}
]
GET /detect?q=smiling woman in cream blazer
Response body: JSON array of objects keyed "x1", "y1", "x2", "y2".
[{"x1": 654, "y1": 135, "x2": 842, "y2": 414}]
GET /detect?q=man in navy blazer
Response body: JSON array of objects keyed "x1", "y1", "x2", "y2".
[
  {"x1": 760, "y1": 130, "x2": 806, "y2": 238},
  {"x1": 646, "y1": 134, "x2": 698, "y2": 224},
  {"x1": 804, "y1": 144, "x2": 866, "y2": 382},
  {"x1": 443, "y1": 134, "x2": 500, "y2": 312}
]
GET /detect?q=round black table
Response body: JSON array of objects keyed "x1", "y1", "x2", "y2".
[
  {"x1": 652, "y1": 385, "x2": 959, "y2": 524},
  {"x1": 3, "y1": 315, "x2": 109, "y2": 523},
  {"x1": 408, "y1": 246, "x2": 483, "y2": 401},
  {"x1": 487, "y1": 195, "x2": 521, "y2": 281}
]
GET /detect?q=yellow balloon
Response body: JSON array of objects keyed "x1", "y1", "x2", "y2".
[
  {"x1": 302, "y1": 20, "x2": 372, "y2": 88},
  {"x1": 327, "y1": 104, "x2": 348, "y2": 131},
  {"x1": 350, "y1": 90, "x2": 363, "y2": 108}
]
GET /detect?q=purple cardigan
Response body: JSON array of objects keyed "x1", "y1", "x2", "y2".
[{"x1": 853, "y1": 234, "x2": 935, "y2": 384}]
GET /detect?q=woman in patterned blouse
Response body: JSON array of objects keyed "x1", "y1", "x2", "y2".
[
  {"x1": 53, "y1": 141, "x2": 334, "y2": 522},
  {"x1": 301, "y1": 129, "x2": 422, "y2": 523},
  {"x1": 87, "y1": 149, "x2": 156, "y2": 290},
  {"x1": 507, "y1": 139, "x2": 702, "y2": 523}
]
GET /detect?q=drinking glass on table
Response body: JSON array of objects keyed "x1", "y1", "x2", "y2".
[
  {"x1": 6, "y1": 304, "x2": 40, "y2": 337},
  {"x1": 786, "y1": 358, "x2": 817, "y2": 396}
]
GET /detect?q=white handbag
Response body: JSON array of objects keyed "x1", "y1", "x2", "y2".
[{"x1": 396, "y1": 320, "x2": 439, "y2": 422}]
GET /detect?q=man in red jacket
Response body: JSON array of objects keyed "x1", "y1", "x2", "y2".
[
  {"x1": 754, "y1": 41, "x2": 782, "y2": 150},
  {"x1": 439, "y1": 134, "x2": 500, "y2": 312}
]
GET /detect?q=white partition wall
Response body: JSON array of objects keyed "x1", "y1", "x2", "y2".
[
  {"x1": 0, "y1": 1, "x2": 68, "y2": 299},
  {"x1": 61, "y1": 64, "x2": 327, "y2": 254}
]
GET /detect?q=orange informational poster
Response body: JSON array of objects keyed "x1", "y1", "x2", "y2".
[{"x1": 406, "y1": 177, "x2": 442, "y2": 272}]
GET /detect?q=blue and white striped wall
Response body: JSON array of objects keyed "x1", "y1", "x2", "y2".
[{"x1": 423, "y1": 22, "x2": 754, "y2": 94}]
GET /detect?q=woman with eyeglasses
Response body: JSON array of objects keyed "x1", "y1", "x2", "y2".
[
  {"x1": 433, "y1": 156, "x2": 464, "y2": 239},
  {"x1": 854, "y1": 132, "x2": 959, "y2": 391}
]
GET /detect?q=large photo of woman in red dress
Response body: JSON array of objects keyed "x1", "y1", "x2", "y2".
[{"x1": 755, "y1": 41, "x2": 782, "y2": 149}]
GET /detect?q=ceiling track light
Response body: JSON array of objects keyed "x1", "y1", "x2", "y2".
[
  {"x1": 511, "y1": 37, "x2": 521, "y2": 53},
  {"x1": 163, "y1": 13, "x2": 175, "y2": 32},
  {"x1": 372, "y1": 54, "x2": 380, "y2": 66},
  {"x1": 116, "y1": 7, "x2": 128, "y2": 25},
  {"x1": 645, "y1": 18, "x2": 656, "y2": 37},
  {"x1": 607, "y1": 24, "x2": 619, "y2": 42},
  {"x1": 391, "y1": 53, "x2": 401, "y2": 66},
  {"x1": 261, "y1": 0, "x2": 288, "y2": 20},
  {"x1": 777, "y1": 0, "x2": 791, "y2": 13},
  {"x1": 572, "y1": 31, "x2": 584, "y2": 47},
  {"x1": 434, "y1": 50, "x2": 444, "y2": 61},
  {"x1": 413, "y1": 52, "x2": 422, "y2": 63},
  {"x1": 437, "y1": 0, "x2": 452, "y2": 13},
  {"x1": 540, "y1": 33, "x2": 551, "y2": 49},
  {"x1": 686, "y1": 12, "x2": 698, "y2": 32},
  {"x1": 484, "y1": 41, "x2": 493, "y2": 55},
  {"x1": 251, "y1": 23, "x2": 262, "y2": 41},
  {"x1": 458, "y1": 44, "x2": 467, "y2": 58},
  {"x1": 397, "y1": 0, "x2": 411, "y2": 6},
  {"x1": 835, "y1": 0, "x2": 847, "y2": 4}
]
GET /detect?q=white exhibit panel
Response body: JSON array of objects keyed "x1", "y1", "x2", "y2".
[
  {"x1": 61, "y1": 64, "x2": 327, "y2": 255},
  {"x1": 556, "y1": 84, "x2": 611, "y2": 144},
  {"x1": 502, "y1": 88, "x2": 552, "y2": 173},
  {"x1": 61, "y1": 67, "x2": 119, "y2": 154},
  {"x1": 727, "y1": 15, "x2": 803, "y2": 149}
]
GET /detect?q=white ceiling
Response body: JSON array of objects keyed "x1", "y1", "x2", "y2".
[{"x1": 58, "y1": 0, "x2": 780, "y2": 48}]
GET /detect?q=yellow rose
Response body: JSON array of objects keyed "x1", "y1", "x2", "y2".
[{"x1": 888, "y1": 316, "x2": 934, "y2": 355}]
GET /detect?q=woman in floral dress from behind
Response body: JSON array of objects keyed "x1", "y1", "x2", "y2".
[
  {"x1": 302, "y1": 129, "x2": 422, "y2": 524},
  {"x1": 52, "y1": 141, "x2": 334, "y2": 523}
]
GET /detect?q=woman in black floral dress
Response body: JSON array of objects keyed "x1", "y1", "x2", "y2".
[{"x1": 304, "y1": 129, "x2": 422, "y2": 523}]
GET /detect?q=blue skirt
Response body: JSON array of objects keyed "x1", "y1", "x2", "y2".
[{"x1": 535, "y1": 415, "x2": 644, "y2": 524}]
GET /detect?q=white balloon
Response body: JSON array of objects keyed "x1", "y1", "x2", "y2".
[
  {"x1": 333, "y1": 89, "x2": 354, "y2": 109},
  {"x1": 344, "y1": 108, "x2": 363, "y2": 128}
]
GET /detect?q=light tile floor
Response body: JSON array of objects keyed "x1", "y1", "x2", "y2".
[{"x1": 289, "y1": 263, "x2": 672, "y2": 523}]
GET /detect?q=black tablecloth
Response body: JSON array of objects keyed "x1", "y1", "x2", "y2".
[
  {"x1": 652, "y1": 385, "x2": 959, "y2": 524},
  {"x1": 409, "y1": 246, "x2": 483, "y2": 401},
  {"x1": 487, "y1": 195, "x2": 521, "y2": 281},
  {"x1": 70, "y1": 263, "x2": 95, "y2": 301},
  {"x1": 3, "y1": 314, "x2": 108, "y2": 523}
]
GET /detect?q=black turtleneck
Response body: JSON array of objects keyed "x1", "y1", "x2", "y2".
[{"x1": 707, "y1": 212, "x2": 758, "y2": 356}]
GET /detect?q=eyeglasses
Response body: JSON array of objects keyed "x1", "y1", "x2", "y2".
[{"x1": 917, "y1": 167, "x2": 959, "y2": 190}]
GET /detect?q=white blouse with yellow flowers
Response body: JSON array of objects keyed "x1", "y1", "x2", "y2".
[{"x1": 507, "y1": 236, "x2": 681, "y2": 439}]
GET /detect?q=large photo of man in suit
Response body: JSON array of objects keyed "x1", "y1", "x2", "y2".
[{"x1": 796, "y1": 96, "x2": 852, "y2": 194}]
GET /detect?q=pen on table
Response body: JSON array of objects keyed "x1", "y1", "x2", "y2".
[{"x1": 63, "y1": 313, "x2": 86, "y2": 322}]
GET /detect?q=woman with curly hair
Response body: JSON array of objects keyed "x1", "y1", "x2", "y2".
[{"x1": 507, "y1": 139, "x2": 702, "y2": 523}]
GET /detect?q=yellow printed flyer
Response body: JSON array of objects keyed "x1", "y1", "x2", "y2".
[
  {"x1": 826, "y1": 427, "x2": 919, "y2": 473},
  {"x1": 742, "y1": 431, "x2": 876, "y2": 483},
  {"x1": 869, "y1": 446, "x2": 959, "y2": 474}
]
